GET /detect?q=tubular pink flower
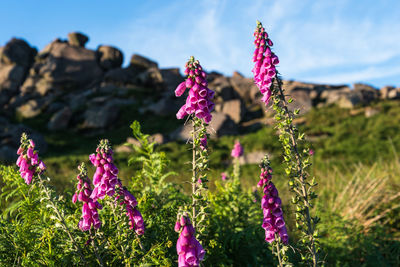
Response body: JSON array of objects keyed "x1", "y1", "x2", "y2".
[
  {"x1": 89, "y1": 140, "x2": 120, "y2": 201},
  {"x1": 73, "y1": 165, "x2": 103, "y2": 232},
  {"x1": 257, "y1": 161, "x2": 289, "y2": 244},
  {"x1": 253, "y1": 21, "x2": 279, "y2": 105},
  {"x1": 116, "y1": 186, "x2": 145, "y2": 235},
  {"x1": 16, "y1": 133, "x2": 46, "y2": 184},
  {"x1": 231, "y1": 141, "x2": 244, "y2": 158},
  {"x1": 175, "y1": 214, "x2": 205, "y2": 267},
  {"x1": 175, "y1": 57, "x2": 215, "y2": 124}
]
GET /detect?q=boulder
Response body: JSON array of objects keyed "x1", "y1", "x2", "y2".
[
  {"x1": 22, "y1": 40, "x2": 103, "y2": 94},
  {"x1": 47, "y1": 107, "x2": 72, "y2": 130},
  {"x1": 0, "y1": 65, "x2": 25, "y2": 93},
  {"x1": 67, "y1": 32, "x2": 89, "y2": 47},
  {"x1": 97, "y1": 45, "x2": 123, "y2": 70},
  {"x1": 104, "y1": 67, "x2": 138, "y2": 85},
  {"x1": 230, "y1": 71, "x2": 259, "y2": 103},
  {"x1": 221, "y1": 99, "x2": 245, "y2": 123},
  {"x1": 287, "y1": 89, "x2": 312, "y2": 114},
  {"x1": 208, "y1": 76, "x2": 237, "y2": 101},
  {"x1": 136, "y1": 67, "x2": 163, "y2": 89},
  {"x1": 337, "y1": 91, "x2": 363, "y2": 109},
  {"x1": 353, "y1": 83, "x2": 379, "y2": 103},
  {"x1": 0, "y1": 119, "x2": 47, "y2": 162},
  {"x1": 130, "y1": 54, "x2": 158, "y2": 70},
  {"x1": 388, "y1": 88, "x2": 400, "y2": 99},
  {"x1": 364, "y1": 107, "x2": 379, "y2": 118},
  {"x1": 380, "y1": 86, "x2": 395, "y2": 99},
  {"x1": 160, "y1": 68, "x2": 184, "y2": 93},
  {"x1": 0, "y1": 38, "x2": 36, "y2": 68},
  {"x1": 16, "y1": 99, "x2": 42, "y2": 118}
]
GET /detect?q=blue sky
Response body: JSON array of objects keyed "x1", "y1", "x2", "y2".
[{"x1": 1, "y1": 0, "x2": 399, "y2": 88}]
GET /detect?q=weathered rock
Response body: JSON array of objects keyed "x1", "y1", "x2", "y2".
[
  {"x1": 82, "y1": 103, "x2": 119, "y2": 129},
  {"x1": 130, "y1": 54, "x2": 158, "y2": 70},
  {"x1": 287, "y1": 89, "x2": 312, "y2": 114},
  {"x1": 67, "y1": 32, "x2": 89, "y2": 47},
  {"x1": 104, "y1": 67, "x2": 137, "y2": 85},
  {"x1": 160, "y1": 68, "x2": 183, "y2": 93},
  {"x1": 22, "y1": 40, "x2": 103, "y2": 94},
  {"x1": 0, "y1": 38, "x2": 36, "y2": 67},
  {"x1": 221, "y1": 99, "x2": 245, "y2": 123},
  {"x1": 0, "y1": 65, "x2": 25, "y2": 93},
  {"x1": 353, "y1": 83, "x2": 379, "y2": 103},
  {"x1": 47, "y1": 107, "x2": 72, "y2": 130},
  {"x1": 0, "y1": 120, "x2": 47, "y2": 162},
  {"x1": 388, "y1": 88, "x2": 400, "y2": 99},
  {"x1": 208, "y1": 76, "x2": 237, "y2": 102},
  {"x1": 380, "y1": 86, "x2": 395, "y2": 99},
  {"x1": 136, "y1": 67, "x2": 163, "y2": 89},
  {"x1": 337, "y1": 91, "x2": 363, "y2": 108},
  {"x1": 230, "y1": 71, "x2": 259, "y2": 103},
  {"x1": 16, "y1": 99, "x2": 42, "y2": 118},
  {"x1": 320, "y1": 87, "x2": 351, "y2": 104},
  {"x1": 82, "y1": 98, "x2": 134, "y2": 129},
  {"x1": 97, "y1": 45, "x2": 123, "y2": 70}
]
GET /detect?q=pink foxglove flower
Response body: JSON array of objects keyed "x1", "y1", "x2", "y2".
[
  {"x1": 89, "y1": 139, "x2": 119, "y2": 201},
  {"x1": 231, "y1": 141, "x2": 244, "y2": 158},
  {"x1": 175, "y1": 56, "x2": 215, "y2": 124},
  {"x1": 73, "y1": 163, "x2": 103, "y2": 231},
  {"x1": 16, "y1": 133, "x2": 46, "y2": 184},
  {"x1": 221, "y1": 172, "x2": 227, "y2": 181},
  {"x1": 258, "y1": 157, "x2": 288, "y2": 244},
  {"x1": 116, "y1": 187, "x2": 145, "y2": 235},
  {"x1": 175, "y1": 214, "x2": 205, "y2": 267},
  {"x1": 252, "y1": 21, "x2": 279, "y2": 105}
]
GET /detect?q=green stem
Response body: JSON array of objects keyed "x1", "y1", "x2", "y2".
[
  {"x1": 275, "y1": 80, "x2": 318, "y2": 266},
  {"x1": 90, "y1": 229, "x2": 104, "y2": 267},
  {"x1": 192, "y1": 121, "x2": 197, "y2": 229}
]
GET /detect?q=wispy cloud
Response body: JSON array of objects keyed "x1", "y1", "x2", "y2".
[{"x1": 102, "y1": 0, "x2": 400, "y2": 87}]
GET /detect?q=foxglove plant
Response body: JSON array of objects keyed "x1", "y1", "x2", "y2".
[
  {"x1": 16, "y1": 133, "x2": 85, "y2": 262},
  {"x1": 258, "y1": 156, "x2": 291, "y2": 266},
  {"x1": 253, "y1": 21, "x2": 321, "y2": 266},
  {"x1": 89, "y1": 139, "x2": 119, "y2": 201},
  {"x1": 175, "y1": 213, "x2": 205, "y2": 267},
  {"x1": 231, "y1": 140, "x2": 243, "y2": 181},
  {"x1": 115, "y1": 186, "x2": 145, "y2": 235},
  {"x1": 16, "y1": 133, "x2": 46, "y2": 184},
  {"x1": 72, "y1": 163, "x2": 102, "y2": 232},
  {"x1": 175, "y1": 56, "x2": 214, "y2": 236},
  {"x1": 89, "y1": 139, "x2": 145, "y2": 236}
]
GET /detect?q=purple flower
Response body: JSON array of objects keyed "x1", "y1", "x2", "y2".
[
  {"x1": 175, "y1": 57, "x2": 215, "y2": 124},
  {"x1": 73, "y1": 164, "x2": 103, "y2": 232},
  {"x1": 89, "y1": 140, "x2": 119, "y2": 201},
  {"x1": 231, "y1": 141, "x2": 244, "y2": 158},
  {"x1": 221, "y1": 172, "x2": 227, "y2": 181},
  {"x1": 252, "y1": 21, "x2": 279, "y2": 105},
  {"x1": 16, "y1": 133, "x2": 46, "y2": 185},
  {"x1": 175, "y1": 214, "x2": 205, "y2": 267},
  {"x1": 258, "y1": 161, "x2": 288, "y2": 244},
  {"x1": 116, "y1": 187, "x2": 145, "y2": 235}
]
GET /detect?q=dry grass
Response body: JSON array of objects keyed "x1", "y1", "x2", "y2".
[{"x1": 319, "y1": 159, "x2": 400, "y2": 232}]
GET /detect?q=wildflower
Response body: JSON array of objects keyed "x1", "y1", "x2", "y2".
[
  {"x1": 200, "y1": 136, "x2": 207, "y2": 151},
  {"x1": 231, "y1": 141, "x2": 244, "y2": 158},
  {"x1": 252, "y1": 21, "x2": 279, "y2": 105},
  {"x1": 309, "y1": 149, "x2": 314, "y2": 156},
  {"x1": 221, "y1": 172, "x2": 227, "y2": 181},
  {"x1": 116, "y1": 187, "x2": 145, "y2": 235},
  {"x1": 258, "y1": 157, "x2": 288, "y2": 244},
  {"x1": 175, "y1": 214, "x2": 205, "y2": 267},
  {"x1": 89, "y1": 139, "x2": 119, "y2": 201},
  {"x1": 73, "y1": 163, "x2": 102, "y2": 231},
  {"x1": 175, "y1": 56, "x2": 215, "y2": 124},
  {"x1": 16, "y1": 133, "x2": 46, "y2": 184}
]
